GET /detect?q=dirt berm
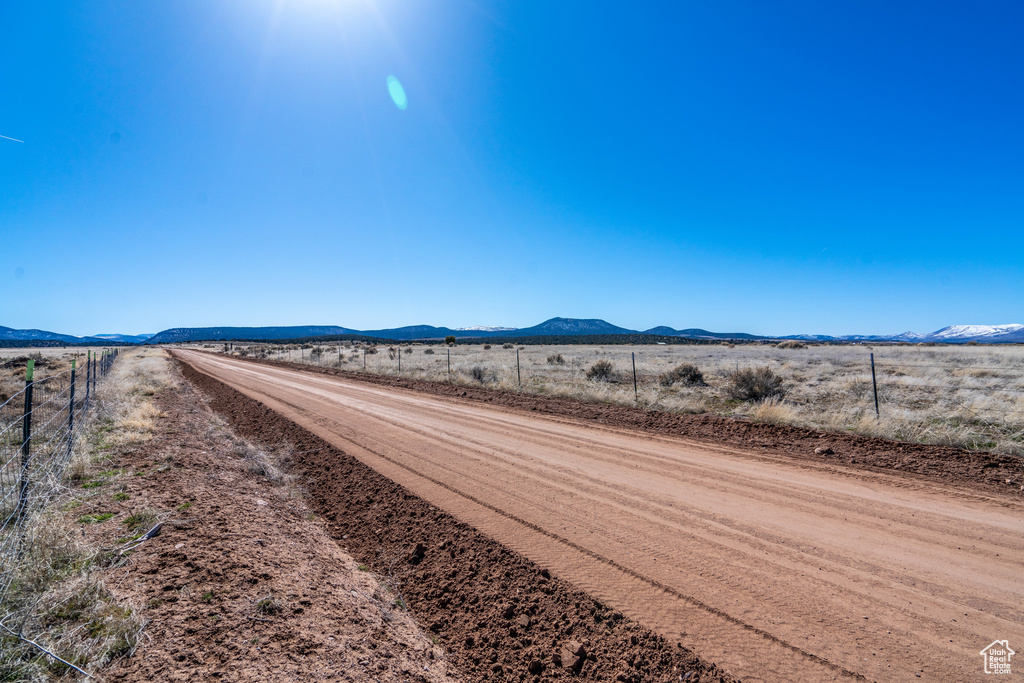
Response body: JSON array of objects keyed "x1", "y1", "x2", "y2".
[{"x1": 178, "y1": 358, "x2": 737, "y2": 683}]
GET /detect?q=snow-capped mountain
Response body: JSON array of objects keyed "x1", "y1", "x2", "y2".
[
  {"x1": 927, "y1": 324, "x2": 1024, "y2": 342},
  {"x1": 780, "y1": 326, "x2": 1023, "y2": 343}
]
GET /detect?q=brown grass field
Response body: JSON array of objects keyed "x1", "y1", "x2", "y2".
[{"x1": 200, "y1": 340, "x2": 1024, "y2": 456}]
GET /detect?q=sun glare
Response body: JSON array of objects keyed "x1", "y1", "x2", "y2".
[{"x1": 386, "y1": 75, "x2": 407, "y2": 110}]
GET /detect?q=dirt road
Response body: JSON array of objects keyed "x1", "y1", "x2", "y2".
[{"x1": 177, "y1": 351, "x2": 1024, "y2": 682}]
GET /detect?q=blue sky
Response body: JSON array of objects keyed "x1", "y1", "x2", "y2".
[{"x1": 3, "y1": 1, "x2": 1022, "y2": 337}]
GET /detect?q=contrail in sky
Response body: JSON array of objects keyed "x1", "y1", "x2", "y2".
[{"x1": 0, "y1": 134, "x2": 24, "y2": 143}]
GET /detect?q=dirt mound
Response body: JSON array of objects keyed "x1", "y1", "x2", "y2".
[
  {"x1": 235, "y1": 356, "x2": 1024, "y2": 498},
  {"x1": 179, "y1": 358, "x2": 737, "y2": 683}
]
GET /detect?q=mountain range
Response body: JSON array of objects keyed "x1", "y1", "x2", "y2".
[
  {"x1": 3, "y1": 320, "x2": 1023, "y2": 345},
  {"x1": 0, "y1": 326, "x2": 155, "y2": 345}
]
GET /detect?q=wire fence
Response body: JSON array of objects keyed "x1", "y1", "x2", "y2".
[{"x1": 0, "y1": 349, "x2": 119, "y2": 601}]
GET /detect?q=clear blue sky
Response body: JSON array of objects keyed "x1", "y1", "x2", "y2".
[{"x1": 3, "y1": 1, "x2": 1023, "y2": 337}]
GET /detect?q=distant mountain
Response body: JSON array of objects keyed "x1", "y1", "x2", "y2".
[
  {"x1": 782, "y1": 333, "x2": 905, "y2": 342},
  {"x1": 357, "y1": 325, "x2": 463, "y2": 341},
  {"x1": 91, "y1": 333, "x2": 155, "y2": 344},
  {"x1": 515, "y1": 317, "x2": 633, "y2": 336},
  {"x1": 455, "y1": 326, "x2": 518, "y2": 332},
  {"x1": 781, "y1": 325, "x2": 1024, "y2": 344},
  {"x1": 146, "y1": 325, "x2": 358, "y2": 344},
  {"x1": 15, "y1": 319, "x2": 1023, "y2": 347},
  {"x1": 927, "y1": 324, "x2": 1024, "y2": 342},
  {"x1": 644, "y1": 326, "x2": 765, "y2": 340},
  {"x1": 0, "y1": 326, "x2": 109, "y2": 344}
]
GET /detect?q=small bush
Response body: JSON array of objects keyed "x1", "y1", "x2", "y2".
[
  {"x1": 469, "y1": 366, "x2": 492, "y2": 384},
  {"x1": 726, "y1": 366, "x2": 785, "y2": 401},
  {"x1": 445, "y1": 335, "x2": 456, "y2": 346},
  {"x1": 365, "y1": 347, "x2": 377, "y2": 355},
  {"x1": 659, "y1": 363, "x2": 705, "y2": 387},
  {"x1": 424, "y1": 348, "x2": 435, "y2": 355},
  {"x1": 502, "y1": 343, "x2": 514, "y2": 349},
  {"x1": 586, "y1": 360, "x2": 615, "y2": 382},
  {"x1": 776, "y1": 340, "x2": 806, "y2": 349},
  {"x1": 547, "y1": 354, "x2": 565, "y2": 365}
]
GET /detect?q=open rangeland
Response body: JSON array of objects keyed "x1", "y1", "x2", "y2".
[
  {"x1": 204, "y1": 340, "x2": 1024, "y2": 458},
  {"x1": 174, "y1": 348, "x2": 1024, "y2": 682}
]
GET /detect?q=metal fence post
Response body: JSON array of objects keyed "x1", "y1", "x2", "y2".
[
  {"x1": 398, "y1": 348, "x2": 401, "y2": 373},
  {"x1": 447, "y1": 347, "x2": 451, "y2": 382},
  {"x1": 85, "y1": 350, "x2": 92, "y2": 406},
  {"x1": 17, "y1": 359, "x2": 35, "y2": 524},
  {"x1": 67, "y1": 360, "x2": 76, "y2": 448},
  {"x1": 870, "y1": 353, "x2": 880, "y2": 419},
  {"x1": 516, "y1": 348, "x2": 521, "y2": 387}
]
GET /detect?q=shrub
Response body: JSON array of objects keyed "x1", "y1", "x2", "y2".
[
  {"x1": 469, "y1": 366, "x2": 491, "y2": 383},
  {"x1": 502, "y1": 343, "x2": 514, "y2": 349},
  {"x1": 445, "y1": 335, "x2": 456, "y2": 345},
  {"x1": 365, "y1": 347, "x2": 378, "y2": 355},
  {"x1": 586, "y1": 360, "x2": 615, "y2": 382},
  {"x1": 726, "y1": 366, "x2": 785, "y2": 401},
  {"x1": 776, "y1": 340, "x2": 806, "y2": 349},
  {"x1": 424, "y1": 348, "x2": 435, "y2": 355},
  {"x1": 547, "y1": 353, "x2": 565, "y2": 365},
  {"x1": 483, "y1": 344, "x2": 492, "y2": 350},
  {"x1": 659, "y1": 363, "x2": 705, "y2": 387}
]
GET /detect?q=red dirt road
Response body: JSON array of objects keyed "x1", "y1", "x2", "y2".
[{"x1": 177, "y1": 351, "x2": 1024, "y2": 682}]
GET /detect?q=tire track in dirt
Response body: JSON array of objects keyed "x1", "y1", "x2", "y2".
[
  {"x1": 176, "y1": 357, "x2": 737, "y2": 683},
  {"x1": 175, "y1": 350, "x2": 1024, "y2": 682}
]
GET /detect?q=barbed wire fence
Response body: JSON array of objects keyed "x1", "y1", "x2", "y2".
[{"x1": 0, "y1": 349, "x2": 119, "y2": 602}]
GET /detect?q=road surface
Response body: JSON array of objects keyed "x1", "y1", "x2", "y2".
[{"x1": 177, "y1": 350, "x2": 1024, "y2": 682}]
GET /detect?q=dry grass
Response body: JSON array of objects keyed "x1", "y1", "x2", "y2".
[
  {"x1": 0, "y1": 348, "x2": 165, "y2": 680},
  {"x1": 200, "y1": 341, "x2": 1024, "y2": 456}
]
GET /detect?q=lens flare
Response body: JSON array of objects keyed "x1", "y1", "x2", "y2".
[{"x1": 387, "y1": 75, "x2": 407, "y2": 110}]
